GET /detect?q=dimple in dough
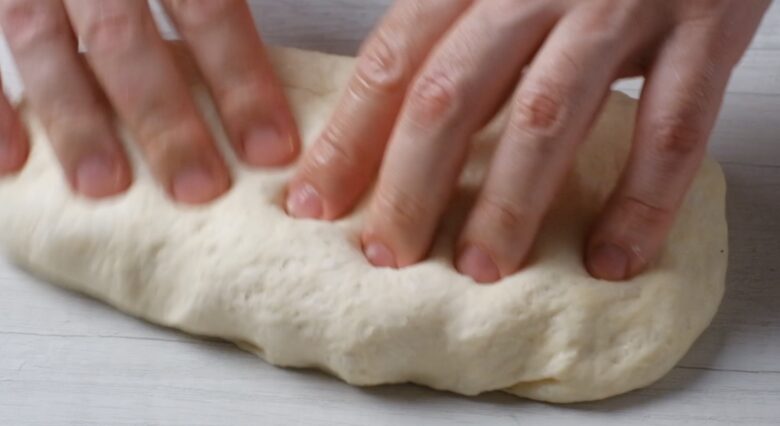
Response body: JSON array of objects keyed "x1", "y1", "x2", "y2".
[{"x1": 0, "y1": 48, "x2": 728, "y2": 403}]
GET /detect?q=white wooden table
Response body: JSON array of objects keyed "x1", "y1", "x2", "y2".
[{"x1": 2, "y1": 1, "x2": 779, "y2": 425}]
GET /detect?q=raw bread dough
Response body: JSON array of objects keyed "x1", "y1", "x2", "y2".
[{"x1": 0, "y1": 47, "x2": 728, "y2": 403}]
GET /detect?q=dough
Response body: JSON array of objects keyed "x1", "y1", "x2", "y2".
[{"x1": 0, "y1": 47, "x2": 728, "y2": 403}]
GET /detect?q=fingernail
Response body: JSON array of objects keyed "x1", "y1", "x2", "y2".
[
  {"x1": 75, "y1": 152, "x2": 121, "y2": 198},
  {"x1": 364, "y1": 241, "x2": 398, "y2": 268},
  {"x1": 588, "y1": 243, "x2": 629, "y2": 281},
  {"x1": 172, "y1": 164, "x2": 220, "y2": 204},
  {"x1": 286, "y1": 182, "x2": 324, "y2": 219},
  {"x1": 457, "y1": 245, "x2": 501, "y2": 284},
  {"x1": 243, "y1": 125, "x2": 294, "y2": 166}
]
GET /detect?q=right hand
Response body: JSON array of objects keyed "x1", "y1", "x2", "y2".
[
  {"x1": 285, "y1": 0, "x2": 768, "y2": 282},
  {"x1": 0, "y1": 0, "x2": 299, "y2": 204}
]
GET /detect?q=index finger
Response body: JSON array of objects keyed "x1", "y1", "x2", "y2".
[{"x1": 286, "y1": 0, "x2": 472, "y2": 220}]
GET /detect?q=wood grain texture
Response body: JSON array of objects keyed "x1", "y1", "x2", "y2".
[{"x1": 1, "y1": 1, "x2": 779, "y2": 425}]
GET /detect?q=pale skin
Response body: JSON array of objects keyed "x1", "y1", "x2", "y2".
[{"x1": 0, "y1": 0, "x2": 771, "y2": 283}]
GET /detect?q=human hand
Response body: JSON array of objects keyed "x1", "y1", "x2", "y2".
[
  {"x1": 287, "y1": 0, "x2": 770, "y2": 282},
  {"x1": 0, "y1": 0, "x2": 299, "y2": 204}
]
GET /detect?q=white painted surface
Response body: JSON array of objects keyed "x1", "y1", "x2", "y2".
[{"x1": 1, "y1": 1, "x2": 779, "y2": 425}]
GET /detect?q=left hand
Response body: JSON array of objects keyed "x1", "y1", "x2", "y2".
[
  {"x1": 0, "y1": 0, "x2": 299, "y2": 204},
  {"x1": 286, "y1": 0, "x2": 770, "y2": 282}
]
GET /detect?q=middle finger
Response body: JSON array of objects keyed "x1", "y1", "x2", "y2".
[{"x1": 361, "y1": 1, "x2": 561, "y2": 268}]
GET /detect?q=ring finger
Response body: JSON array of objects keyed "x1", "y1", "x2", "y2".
[
  {"x1": 162, "y1": 0, "x2": 300, "y2": 168},
  {"x1": 457, "y1": 2, "x2": 661, "y2": 282},
  {"x1": 0, "y1": 0, "x2": 131, "y2": 197}
]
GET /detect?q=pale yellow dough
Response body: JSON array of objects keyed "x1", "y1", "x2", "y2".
[{"x1": 0, "y1": 48, "x2": 728, "y2": 402}]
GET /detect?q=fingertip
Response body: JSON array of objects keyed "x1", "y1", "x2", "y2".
[
  {"x1": 71, "y1": 148, "x2": 136, "y2": 199},
  {"x1": 456, "y1": 244, "x2": 501, "y2": 284},
  {"x1": 584, "y1": 193, "x2": 676, "y2": 282},
  {"x1": 288, "y1": 136, "x2": 371, "y2": 221},
  {"x1": 585, "y1": 242, "x2": 630, "y2": 281},
  {"x1": 286, "y1": 181, "x2": 324, "y2": 219},
  {"x1": 362, "y1": 239, "x2": 398, "y2": 269},
  {"x1": 242, "y1": 123, "x2": 299, "y2": 167},
  {"x1": 170, "y1": 159, "x2": 230, "y2": 205}
]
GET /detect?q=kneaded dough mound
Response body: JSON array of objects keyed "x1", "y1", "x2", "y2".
[{"x1": 0, "y1": 48, "x2": 728, "y2": 402}]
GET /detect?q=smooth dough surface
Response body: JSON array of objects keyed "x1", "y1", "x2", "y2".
[{"x1": 0, "y1": 48, "x2": 728, "y2": 403}]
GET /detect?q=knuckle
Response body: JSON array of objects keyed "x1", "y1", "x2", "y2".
[
  {"x1": 574, "y1": 0, "x2": 644, "y2": 44},
  {"x1": 0, "y1": 0, "x2": 65, "y2": 50},
  {"x1": 519, "y1": 135, "x2": 559, "y2": 159},
  {"x1": 45, "y1": 109, "x2": 104, "y2": 151},
  {"x1": 217, "y1": 75, "x2": 265, "y2": 119},
  {"x1": 139, "y1": 113, "x2": 207, "y2": 165},
  {"x1": 478, "y1": 193, "x2": 530, "y2": 232},
  {"x1": 164, "y1": 0, "x2": 235, "y2": 30},
  {"x1": 391, "y1": 0, "x2": 426, "y2": 24},
  {"x1": 353, "y1": 31, "x2": 409, "y2": 97},
  {"x1": 615, "y1": 195, "x2": 673, "y2": 230},
  {"x1": 678, "y1": 0, "x2": 729, "y2": 24},
  {"x1": 406, "y1": 71, "x2": 460, "y2": 126},
  {"x1": 555, "y1": 50, "x2": 585, "y2": 77},
  {"x1": 120, "y1": 79, "x2": 215, "y2": 166},
  {"x1": 472, "y1": 0, "x2": 538, "y2": 36},
  {"x1": 513, "y1": 84, "x2": 568, "y2": 134},
  {"x1": 486, "y1": 0, "x2": 530, "y2": 18},
  {"x1": 81, "y1": 4, "x2": 143, "y2": 53},
  {"x1": 309, "y1": 123, "x2": 357, "y2": 171},
  {"x1": 652, "y1": 116, "x2": 704, "y2": 157},
  {"x1": 130, "y1": 91, "x2": 194, "y2": 144},
  {"x1": 373, "y1": 184, "x2": 429, "y2": 229},
  {"x1": 504, "y1": 128, "x2": 559, "y2": 160}
]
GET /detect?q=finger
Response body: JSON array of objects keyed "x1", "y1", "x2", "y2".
[
  {"x1": 361, "y1": 1, "x2": 561, "y2": 268},
  {"x1": 0, "y1": 0, "x2": 130, "y2": 196},
  {"x1": 457, "y1": 2, "x2": 659, "y2": 282},
  {"x1": 162, "y1": 0, "x2": 298, "y2": 168},
  {"x1": 586, "y1": 26, "x2": 732, "y2": 281},
  {"x1": 64, "y1": 0, "x2": 230, "y2": 204},
  {"x1": 0, "y1": 76, "x2": 27, "y2": 174},
  {"x1": 286, "y1": 0, "x2": 473, "y2": 220}
]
